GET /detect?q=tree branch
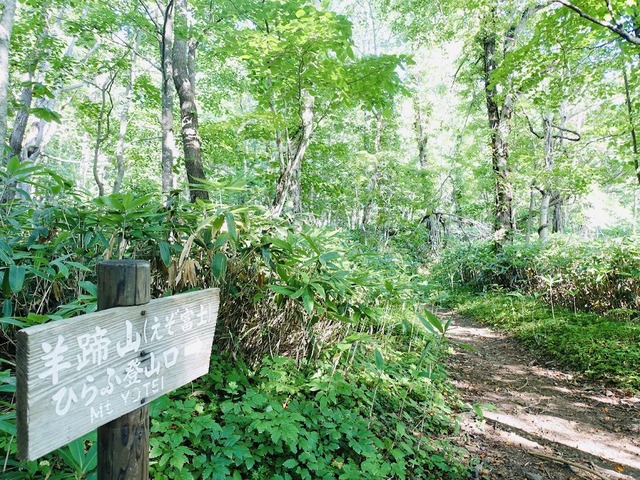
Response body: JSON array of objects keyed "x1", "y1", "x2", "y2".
[
  {"x1": 525, "y1": 113, "x2": 543, "y2": 139},
  {"x1": 551, "y1": 123, "x2": 581, "y2": 141},
  {"x1": 553, "y1": 0, "x2": 640, "y2": 45}
]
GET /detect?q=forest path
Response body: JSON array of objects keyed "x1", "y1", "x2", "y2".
[{"x1": 440, "y1": 310, "x2": 640, "y2": 480}]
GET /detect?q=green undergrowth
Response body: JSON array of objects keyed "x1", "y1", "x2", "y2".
[
  {"x1": 148, "y1": 316, "x2": 471, "y2": 480},
  {"x1": 0, "y1": 165, "x2": 474, "y2": 478},
  {"x1": 442, "y1": 289, "x2": 640, "y2": 391},
  {"x1": 0, "y1": 307, "x2": 473, "y2": 479}
]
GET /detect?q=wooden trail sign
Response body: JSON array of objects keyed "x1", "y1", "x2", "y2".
[{"x1": 16, "y1": 260, "x2": 220, "y2": 463}]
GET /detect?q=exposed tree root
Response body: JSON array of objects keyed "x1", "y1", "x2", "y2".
[{"x1": 527, "y1": 450, "x2": 609, "y2": 480}]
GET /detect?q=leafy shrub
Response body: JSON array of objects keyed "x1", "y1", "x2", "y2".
[
  {"x1": 149, "y1": 346, "x2": 470, "y2": 480},
  {"x1": 431, "y1": 236, "x2": 640, "y2": 317}
]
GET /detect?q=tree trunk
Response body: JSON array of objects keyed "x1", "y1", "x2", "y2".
[
  {"x1": 2, "y1": 5, "x2": 53, "y2": 202},
  {"x1": 266, "y1": 76, "x2": 286, "y2": 171},
  {"x1": 482, "y1": 27, "x2": 514, "y2": 245},
  {"x1": 172, "y1": 0, "x2": 208, "y2": 203},
  {"x1": 551, "y1": 192, "x2": 564, "y2": 233},
  {"x1": 22, "y1": 11, "x2": 93, "y2": 165},
  {"x1": 538, "y1": 114, "x2": 554, "y2": 242},
  {"x1": 623, "y1": 65, "x2": 640, "y2": 186},
  {"x1": 538, "y1": 190, "x2": 551, "y2": 243},
  {"x1": 414, "y1": 95, "x2": 428, "y2": 168},
  {"x1": 161, "y1": 0, "x2": 177, "y2": 201},
  {"x1": 362, "y1": 110, "x2": 383, "y2": 226},
  {"x1": 525, "y1": 185, "x2": 535, "y2": 243},
  {"x1": 422, "y1": 212, "x2": 444, "y2": 250},
  {"x1": 1, "y1": 84, "x2": 33, "y2": 202},
  {"x1": 0, "y1": 0, "x2": 16, "y2": 154},
  {"x1": 113, "y1": 47, "x2": 136, "y2": 194},
  {"x1": 8, "y1": 85, "x2": 33, "y2": 163},
  {"x1": 93, "y1": 76, "x2": 116, "y2": 197},
  {"x1": 272, "y1": 90, "x2": 314, "y2": 217}
]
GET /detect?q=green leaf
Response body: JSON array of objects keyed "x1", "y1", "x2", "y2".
[
  {"x1": 1, "y1": 300, "x2": 13, "y2": 318},
  {"x1": 30, "y1": 107, "x2": 62, "y2": 124},
  {"x1": 224, "y1": 212, "x2": 237, "y2": 241},
  {"x1": 343, "y1": 333, "x2": 373, "y2": 343},
  {"x1": 472, "y1": 403, "x2": 496, "y2": 420},
  {"x1": 212, "y1": 252, "x2": 228, "y2": 280},
  {"x1": 8, "y1": 265, "x2": 26, "y2": 293},
  {"x1": 1, "y1": 317, "x2": 27, "y2": 329},
  {"x1": 78, "y1": 281, "x2": 98, "y2": 297},
  {"x1": 319, "y1": 251, "x2": 340, "y2": 264},
  {"x1": 416, "y1": 340, "x2": 433, "y2": 370},
  {"x1": 267, "y1": 285, "x2": 295, "y2": 295},
  {"x1": 32, "y1": 82, "x2": 55, "y2": 99},
  {"x1": 83, "y1": 441, "x2": 98, "y2": 473},
  {"x1": 374, "y1": 348, "x2": 385, "y2": 371},
  {"x1": 417, "y1": 310, "x2": 445, "y2": 335},
  {"x1": 0, "y1": 413, "x2": 16, "y2": 435},
  {"x1": 159, "y1": 241, "x2": 172, "y2": 267},
  {"x1": 302, "y1": 287, "x2": 314, "y2": 314},
  {"x1": 67, "y1": 436, "x2": 86, "y2": 469}
]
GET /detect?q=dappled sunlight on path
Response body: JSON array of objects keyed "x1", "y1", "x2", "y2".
[{"x1": 443, "y1": 311, "x2": 640, "y2": 480}]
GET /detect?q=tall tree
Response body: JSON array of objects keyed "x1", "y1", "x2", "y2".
[
  {"x1": 480, "y1": 6, "x2": 516, "y2": 242},
  {"x1": 229, "y1": 0, "x2": 406, "y2": 217},
  {"x1": 0, "y1": 0, "x2": 16, "y2": 155},
  {"x1": 161, "y1": 0, "x2": 176, "y2": 200},
  {"x1": 173, "y1": 0, "x2": 208, "y2": 202}
]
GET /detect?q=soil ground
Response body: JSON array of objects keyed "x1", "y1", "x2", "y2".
[{"x1": 442, "y1": 310, "x2": 640, "y2": 480}]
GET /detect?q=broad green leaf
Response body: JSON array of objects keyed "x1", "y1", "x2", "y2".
[
  {"x1": 159, "y1": 242, "x2": 172, "y2": 267},
  {"x1": 267, "y1": 285, "x2": 295, "y2": 295},
  {"x1": 212, "y1": 252, "x2": 228, "y2": 280},
  {"x1": 2, "y1": 317, "x2": 27, "y2": 329},
  {"x1": 343, "y1": 333, "x2": 373, "y2": 343},
  {"x1": 374, "y1": 348, "x2": 385, "y2": 371},
  {"x1": 302, "y1": 287, "x2": 314, "y2": 314},
  {"x1": 224, "y1": 212, "x2": 237, "y2": 241},
  {"x1": 290, "y1": 286, "x2": 306, "y2": 299},
  {"x1": 82, "y1": 440, "x2": 98, "y2": 473},
  {"x1": 319, "y1": 251, "x2": 340, "y2": 264},
  {"x1": 0, "y1": 413, "x2": 16, "y2": 435},
  {"x1": 211, "y1": 214, "x2": 225, "y2": 234},
  {"x1": 1, "y1": 270, "x2": 10, "y2": 296},
  {"x1": 267, "y1": 237, "x2": 293, "y2": 251},
  {"x1": 417, "y1": 310, "x2": 445, "y2": 335},
  {"x1": 1, "y1": 300, "x2": 13, "y2": 318},
  {"x1": 214, "y1": 233, "x2": 231, "y2": 250},
  {"x1": 8, "y1": 265, "x2": 26, "y2": 293},
  {"x1": 310, "y1": 282, "x2": 326, "y2": 299},
  {"x1": 416, "y1": 340, "x2": 433, "y2": 370},
  {"x1": 78, "y1": 281, "x2": 98, "y2": 297},
  {"x1": 30, "y1": 107, "x2": 62, "y2": 124}
]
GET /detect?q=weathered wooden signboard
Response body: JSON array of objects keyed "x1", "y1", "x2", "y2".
[{"x1": 16, "y1": 287, "x2": 220, "y2": 461}]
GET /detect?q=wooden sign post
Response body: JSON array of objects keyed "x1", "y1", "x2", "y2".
[
  {"x1": 16, "y1": 260, "x2": 220, "y2": 479},
  {"x1": 97, "y1": 260, "x2": 151, "y2": 480}
]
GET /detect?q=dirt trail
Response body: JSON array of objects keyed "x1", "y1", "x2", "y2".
[{"x1": 441, "y1": 310, "x2": 640, "y2": 480}]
